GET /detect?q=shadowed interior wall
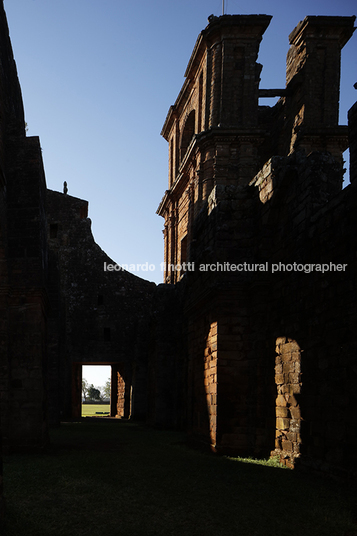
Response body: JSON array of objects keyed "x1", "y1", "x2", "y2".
[
  {"x1": 0, "y1": 11, "x2": 356, "y2": 522},
  {"x1": 158, "y1": 14, "x2": 357, "y2": 477},
  {"x1": 46, "y1": 190, "x2": 156, "y2": 422}
]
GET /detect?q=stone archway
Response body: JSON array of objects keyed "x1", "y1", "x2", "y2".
[{"x1": 180, "y1": 110, "x2": 196, "y2": 162}]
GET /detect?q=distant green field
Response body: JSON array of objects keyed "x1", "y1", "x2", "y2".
[{"x1": 81, "y1": 404, "x2": 110, "y2": 417}]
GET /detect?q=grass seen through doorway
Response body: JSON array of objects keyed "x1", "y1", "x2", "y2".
[{"x1": 81, "y1": 404, "x2": 110, "y2": 417}]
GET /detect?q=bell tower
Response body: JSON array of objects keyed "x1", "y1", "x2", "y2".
[{"x1": 157, "y1": 14, "x2": 272, "y2": 283}]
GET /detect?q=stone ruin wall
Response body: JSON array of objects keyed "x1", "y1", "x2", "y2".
[
  {"x1": 159, "y1": 14, "x2": 357, "y2": 476},
  {"x1": 181, "y1": 139, "x2": 357, "y2": 476},
  {"x1": 273, "y1": 339, "x2": 302, "y2": 468},
  {"x1": 0, "y1": 1, "x2": 50, "y2": 520},
  {"x1": 253, "y1": 147, "x2": 357, "y2": 474},
  {"x1": 0, "y1": 1, "x2": 49, "y2": 456},
  {"x1": 46, "y1": 189, "x2": 156, "y2": 423},
  {"x1": 0, "y1": 9, "x2": 357, "y2": 523}
]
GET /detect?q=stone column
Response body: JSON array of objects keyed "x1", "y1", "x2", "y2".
[
  {"x1": 206, "y1": 15, "x2": 271, "y2": 129},
  {"x1": 208, "y1": 42, "x2": 222, "y2": 129},
  {"x1": 287, "y1": 16, "x2": 356, "y2": 129}
]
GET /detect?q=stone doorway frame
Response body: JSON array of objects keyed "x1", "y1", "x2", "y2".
[{"x1": 71, "y1": 362, "x2": 130, "y2": 419}]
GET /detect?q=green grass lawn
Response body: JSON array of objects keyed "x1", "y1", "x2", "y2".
[
  {"x1": 2, "y1": 421, "x2": 356, "y2": 536},
  {"x1": 81, "y1": 404, "x2": 110, "y2": 417}
]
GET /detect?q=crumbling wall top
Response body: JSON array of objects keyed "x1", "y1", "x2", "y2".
[
  {"x1": 185, "y1": 14, "x2": 272, "y2": 80},
  {"x1": 289, "y1": 15, "x2": 356, "y2": 47}
]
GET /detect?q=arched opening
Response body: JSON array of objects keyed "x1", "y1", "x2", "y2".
[{"x1": 180, "y1": 110, "x2": 196, "y2": 162}]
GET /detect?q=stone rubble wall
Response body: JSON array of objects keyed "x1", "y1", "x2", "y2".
[
  {"x1": 179, "y1": 142, "x2": 357, "y2": 477},
  {"x1": 0, "y1": 11, "x2": 356, "y2": 526},
  {"x1": 158, "y1": 13, "x2": 356, "y2": 477},
  {"x1": 46, "y1": 189, "x2": 156, "y2": 422},
  {"x1": 272, "y1": 338, "x2": 302, "y2": 468},
  {"x1": 254, "y1": 149, "x2": 357, "y2": 477}
]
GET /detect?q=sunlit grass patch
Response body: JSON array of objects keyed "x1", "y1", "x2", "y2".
[
  {"x1": 81, "y1": 404, "x2": 110, "y2": 417},
  {"x1": 226, "y1": 454, "x2": 288, "y2": 468}
]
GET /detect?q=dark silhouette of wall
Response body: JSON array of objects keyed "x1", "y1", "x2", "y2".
[
  {"x1": 158, "y1": 14, "x2": 357, "y2": 477},
  {"x1": 46, "y1": 189, "x2": 156, "y2": 423},
  {"x1": 0, "y1": 8, "x2": 357, "y2": 523},
  {"x1": 0, "y1": 0, "x2": 49, "y2": 455}
]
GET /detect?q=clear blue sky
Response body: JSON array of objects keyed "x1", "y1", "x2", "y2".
[{"x1": 4, "y1": 0, "x2": 357, "y2": 289}]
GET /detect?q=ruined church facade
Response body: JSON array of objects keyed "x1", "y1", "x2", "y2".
[
  {"x1": 0, "y1": 7, "x2": 357, "y2": 517},
  {"x1": 157, "y1": 14, "x2": 357, "y2": 474}
]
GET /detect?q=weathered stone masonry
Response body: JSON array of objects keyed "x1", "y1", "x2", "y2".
[
  {"x1": 158, "y1": 14, "x2": 357, "y2": 476},
  {"x1": 0, "y1": 1, "x2": 48, "y2": 455},
  {"x1": 0, "y1": 6, "x2": 357, "y2": 519},
  {"x1": 0, "y1": 0, "x2": 50, "y2": 518},
  {"x1": 0, "y1": 0, "x2": 158, "y2": 519},
  {"x1": 46, "y1": 189, "x2": 156, "y2": 423}
]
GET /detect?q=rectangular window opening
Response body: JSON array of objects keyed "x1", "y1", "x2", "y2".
[
  {"x1": 50, "y1": 223, "x2": 58, "y2": 238},
  {"x1": 81, "y1": 365, "x2": 111, "y2": 418},
  {"x1": 103, "y1": 327, "x2": 111, "y2": 341}
]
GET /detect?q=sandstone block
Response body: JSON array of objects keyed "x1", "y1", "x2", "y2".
[
  {"x1": 289, "y1": 419, "x2": 300, "y2": 433},
  {"x1": 276, "y1": 406, "x2": 289, "y2": 417},
  {"x1": 276, "y1": 394, "x2": 287, "y2": 407},
  {"x1": 289, "y1": 372, "x2": 300, "y2": 384},
  {"x1": 293, "y1": 443, "x2": 301, "y2": 455},
  {"x1": 288, "y1": 395, "x2": 298, "y2": 407},
  {"x1": 283, "y1": 362, "x2": 295, "y2": 373},
  {"x1": 275, "y1": 337, "x2": 287, "y2": 353},
  {"x1": 290, "y1": 407, "x2": 301, "y2": 420},
  {"x1": 285, "y1": 340, "x2": 301, "y2": 352},
  {"x1": 281, "y1": 352, "x2": 292, "y2": 362},
  {"x1": 275, "y1": 373, "x2": 284, "y2": 385},
  {"x1": 276, "y1": 417, "x2": 290, "y2": 430},
  {"x1": 281, "y1": 440, "x2": 293, "y2": 452}
]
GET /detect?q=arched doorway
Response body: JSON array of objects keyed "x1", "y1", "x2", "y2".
[{"x1": 180, "y1": 110, "x2": 196, "y2": 162}]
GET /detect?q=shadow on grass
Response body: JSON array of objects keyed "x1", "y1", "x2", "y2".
[{"x1": 2, "y1": 420, "x2": 356, "y2": 536}]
